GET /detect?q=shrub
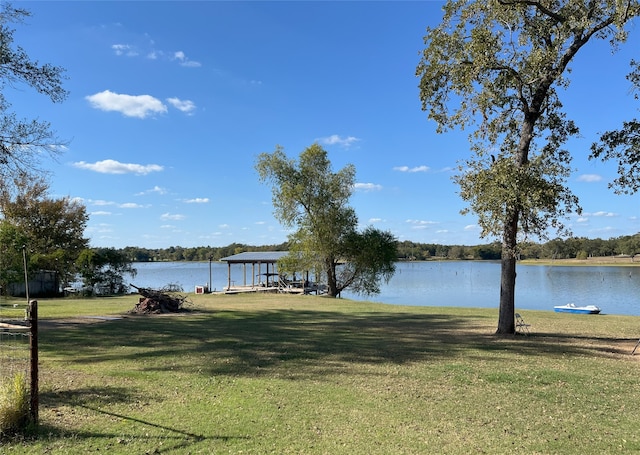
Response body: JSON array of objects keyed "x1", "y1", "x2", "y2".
[{"x1": 0, "y1": 372, "x2": 30, "y2": 436}]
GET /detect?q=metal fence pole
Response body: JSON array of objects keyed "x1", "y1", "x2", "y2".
[{"x1": 28, "y1": 300, "x2": 38, "y2": 426}]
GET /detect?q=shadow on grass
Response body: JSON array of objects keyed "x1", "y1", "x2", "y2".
[
  {"x1": 38, "y1": 385, "x2": 246, "y2": 453},
  {"x1": 32, "y1": 308, "x2": 637, "y2": 449},
  {"x1": 39, "y1": 308, "x2": 633, "y2": 380},
  {"x1": 527, "y1": 333, "x2": 640, "y2": 357}
]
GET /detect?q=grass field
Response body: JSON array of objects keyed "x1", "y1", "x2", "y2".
[{"x1": 1, "y1": 292, "x2": 640, "y2": 454}]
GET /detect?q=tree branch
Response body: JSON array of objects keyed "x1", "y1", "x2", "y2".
[{"x1": 497, "y1": 0, "x2": 565, "y2": 23}]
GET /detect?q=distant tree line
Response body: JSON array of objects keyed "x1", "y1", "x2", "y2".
[
  {"x1": 119, "y1": 242, "x2": 290, "y2": 263},
  {"x1": 397, "y1": 233, "x2": 640, "y2": 261},
  {"x1": 115, "y1": 232, "x2": 640, "y2": 263}
]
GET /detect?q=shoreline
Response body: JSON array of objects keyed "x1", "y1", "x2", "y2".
[{"x1": 520, "y1": 255, "x2": 640, "y2": 266}]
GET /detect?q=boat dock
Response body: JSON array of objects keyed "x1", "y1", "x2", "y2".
[
  {"x1": 218, "y1": 251, "x2": 327, "y2": 296},
  {"x1": 218, "y1": 283, "x2": 326, "y2": 295}
]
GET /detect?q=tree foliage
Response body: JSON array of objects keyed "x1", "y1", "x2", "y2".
[
  {"x1": 0, "y1": 175, "x2": 89, "y2": 291},
  {"x1": 339, "y1": 227, "x2": 397, "y2": 295},
  {"x1": 590, "y1": 60, "x2": 640, "y2": 193},
  {"x1": 0, "y1": 220, "x2": 27, "y2": 292},
  {"x1": 0, "y1": 4, "x2": 69, "y2": 296},
  {"x1": 256, "y1": 144, "x2": 397, "y2": 297},
  {"x1": 0, "y1": 4, "x2": 68, "y2": 194},
  {"x1": 417, "y1": 0, "x2": 638, "y2": 334},
  {"x1": 76, "y1": 248, "x2": 137, "y2": 295}
]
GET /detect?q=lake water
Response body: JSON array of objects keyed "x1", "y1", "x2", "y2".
[{"x1": 126, "y1": 261, "x2": 640, "y2": 316}]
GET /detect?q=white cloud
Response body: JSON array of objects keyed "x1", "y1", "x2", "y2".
[
  {"x1": 577, "y1": 217, "x2": 589, "y2": 223},
  {"x1": 136, "y1": 186, "x2": 167, "y2": 196},
  {"x1": 73, "y1": 159, "x2": 164, "y2": 175},
  {"x1": 591, "y1": 226, "x2": 617, "y2": 234},
  {"x1": 90, "y1": 211, "x2": 112, "y2": 216},
  {"x1": 85, "y1": 224, "x2": 114, "y2": 237},
  {"x1": 369, "y1": 218, "x2": 383, "y2": 223},
  {"x1": 184, "y1": 198, "x2": 209, "y2": 204},
  {"x1": 119, "y1": 203, "x2": 145, "y2": 209},
  {"x1": 319, "y1": 134, "x2": 360, "y2": 149},
  {"x1": 85, "y1": 90, "x2": 167, "y2": 118},
  {"x1": 167, "y1": 97, "x2": 196, "y2": 114},
  {"x1": 406, "y1": 219, "x2": 437, "y2": 225},
  {"x1": 160, "y1": 213, "x2": 185, "y2": 221},
  {"x1": 90, "y1": 199, "x2": 115, "y2": 206},
  {"x1": 173, "y1": 51, "x2": 201, "y2": 67},
  {"x1": 112, "y1": 44, "x2": 138, "y2": 57},
  {"x1": 464, "y1": 224, "x2": 480, "y2": 231},
  {"x1": 393, "y1": 165, "x2": 430, "y2": 173},
  {"x1": 111, "y1": 36, "x2": 201, "y2": 67},
  {"x1": 354, "y1": 182, "x2": 382, "y2": 191},
  {"x1": 588, "y1": 211, "x2": 617, "y2": 217},
  {"x1": 578, "y1": 174, "x2": 603, "y2": 182},
  {"x1": 406, "y1": 219, "x2": 438, "y2": 230}
]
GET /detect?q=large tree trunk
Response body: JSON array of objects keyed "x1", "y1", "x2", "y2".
[
  {"x1": 497, "y1": 210, "x2": 518, "y2": 334},
  {"x1": 326, "y1": 259, "x2": 339, "y2": 297},
  {"x1": 496, "y1": 114, "x2": 535, "y2": 334}
]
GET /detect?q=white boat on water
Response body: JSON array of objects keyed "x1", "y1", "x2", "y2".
[{"x1": 553, "y1": 303, "x2": 601, "y2": 314}]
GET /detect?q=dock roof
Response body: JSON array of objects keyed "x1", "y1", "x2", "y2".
[{"x1": 220, "y1": 251, "x2": 289, "y2": 264}]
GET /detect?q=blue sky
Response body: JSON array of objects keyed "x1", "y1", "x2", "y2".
[{"x1": 11, "y1": 1, "x2": 640, "y2": 249}]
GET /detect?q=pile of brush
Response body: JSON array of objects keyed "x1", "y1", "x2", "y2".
[{"x1": 129, "y1": 284, "x2": 190, "y2": 314}]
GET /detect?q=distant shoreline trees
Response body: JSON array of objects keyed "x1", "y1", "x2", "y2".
[{"x1": 111, "y1": 232, "x2": 640, "y2": 264}]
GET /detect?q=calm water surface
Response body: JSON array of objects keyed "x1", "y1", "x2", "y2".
[{"x1": 127, "y1": 261, "x2": 640, "y2": 316}]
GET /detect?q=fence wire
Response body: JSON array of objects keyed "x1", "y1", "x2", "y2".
[{"x1": 0, "y1": 304, "x2": 30, "y2": 386}]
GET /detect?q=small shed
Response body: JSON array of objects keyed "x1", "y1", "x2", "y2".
[
  {"x1": 7, "y1": 270, "x2": 60, "y2": 297},
  {"x1": 220, "y1": 251, "x2": 289, "y2": 290}
]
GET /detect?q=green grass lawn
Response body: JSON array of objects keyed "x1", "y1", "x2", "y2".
[{"x1": 2, "y1": 293, "x2": 640, "y2": 454}]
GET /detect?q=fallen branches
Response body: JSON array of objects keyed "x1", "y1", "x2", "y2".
[{"x1": 129, "y1": 284, "x2": 191, "y2": 314}]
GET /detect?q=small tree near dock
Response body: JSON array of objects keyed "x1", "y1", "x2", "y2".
[{"x1": 256, "y1": 144, "x2": 397, "y2": 297}]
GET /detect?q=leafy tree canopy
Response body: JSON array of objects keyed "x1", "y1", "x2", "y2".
[
  {"x1": 256, "y1": 144, "x2": 397, "y2": 297},
  {"x1": 591, "y1": 60, "x2": 640, "y2": 193},
  {"x1": 0, "y1": 175, "x2": 88, "y2": 290},
  {"x1": 76, "y1": 248, "x2": 137, "y2": 296},
  {"x1": 417, "y1": 0, "x2": 639, "y2": 334}
]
